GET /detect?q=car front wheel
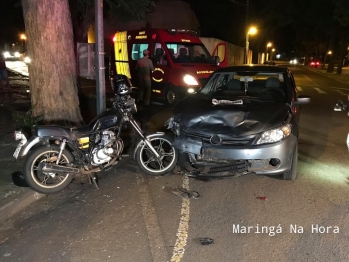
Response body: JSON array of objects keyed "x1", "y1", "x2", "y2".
[{"x1": 283, "y1": 144, "x2": 298, "y2": 181}]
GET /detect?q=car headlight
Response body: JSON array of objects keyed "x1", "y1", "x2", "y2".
[
  {"x1": 256, "y1": 124, "x2": 292, "y2": 145},
  {"x1": 14, "y1": 52, "x2": 20, "y2": 58},
  {"x1": 24, "y1": 57, "x2": 31, "y2": 63},
  {"x1": 183, "y1": 74, "x2": 199, "y2": 86},
  {"x1": 3, "y1": 51, "x2": 10, "y2": 58}
]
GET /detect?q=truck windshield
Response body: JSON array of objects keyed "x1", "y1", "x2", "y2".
[{"x1": 165, "y1": 43, "x2": 215, "y2": 64}]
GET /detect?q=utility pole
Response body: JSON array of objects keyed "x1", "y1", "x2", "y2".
[
  {"x1": 244, "y1": 0, "x2": 249, "y2": 64},
  {"x1": 95, "y1": 0, "x2": 106, "y2": 114}
]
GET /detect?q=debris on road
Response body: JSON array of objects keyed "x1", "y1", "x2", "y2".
[
  {"x1": 200, "y1": 237, "x2": 214, "y2": 245},
  {"x1": 171, "y1": 186, "x2": 200, "y2": 199},
  {"x1": 256, "y1": 196, "x2": 268, "y2": 201}
]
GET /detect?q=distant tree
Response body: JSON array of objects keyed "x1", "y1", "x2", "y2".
[
  {"x1": 69, "y1": 0, "x2": 156, "y2": 43},
  {"x1": 262, "y1": 0, "x2": 349, "y2": 74},
  {"x1": 21, "y1": 0, "x2": 83, "y2": 125}
]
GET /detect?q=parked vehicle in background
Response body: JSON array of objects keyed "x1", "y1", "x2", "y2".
[
  {"x1": 110, "y1": 28, "x2": 220, "y2": 105},
  {"x1": 309, "y1": 59, "x2": 321, "y2": 68},
  {"x1": 264, "y1": 60, "x2": 276, "y2": 65},
  {"x1": 2, "y1": 50, "x2": 22, "y2": 61},
  {"x1": 166, "y1": 65, "x2": 311, "y2": 180}
]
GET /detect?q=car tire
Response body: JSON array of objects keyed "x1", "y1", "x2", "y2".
[{"x1": 283, "y1": 144, "x2": 298, "y2": 181}]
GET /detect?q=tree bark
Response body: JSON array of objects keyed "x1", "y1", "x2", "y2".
[
  {"x1": 21, "y1": 0, "x2": 83, "y2": 125},
  {"x1": 336, "y1": 40, "x2": 347, "y2": 74}
]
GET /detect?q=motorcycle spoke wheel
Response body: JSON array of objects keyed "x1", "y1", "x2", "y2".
[
  {"x1": 31, "y1": 151, "x2": 70, "y2": 187},
  {"x1": 136, "y1": 135, "x2": 178, "y2": 176},
  {"x1": 24, "y1": 145, "x2": 75, "y2": 194}
]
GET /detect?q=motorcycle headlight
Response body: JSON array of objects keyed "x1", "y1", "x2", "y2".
[
  {"x1": 183, "y1": 74, "x2": 199, "y2": 86},
  {"x1": 256, "y1": 124, "x2": 292, "y2": 145}
]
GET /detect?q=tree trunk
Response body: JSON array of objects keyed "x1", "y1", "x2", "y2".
[
  {"x1": 21, "y1": 0, "x2": 83, "y2": 125},
  {"x1": 336, "y1": 41, "x2": 347, "y2": 75}
]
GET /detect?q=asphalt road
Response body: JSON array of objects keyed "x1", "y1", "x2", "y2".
[{"x1": 1, "y1": 65, "x2": 349, "y2": 262}]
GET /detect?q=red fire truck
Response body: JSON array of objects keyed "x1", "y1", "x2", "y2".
[{"x1": 110, "y1": 28, "x2": 220, "y2": 105}]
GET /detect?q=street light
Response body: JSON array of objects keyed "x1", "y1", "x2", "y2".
[
  {"x1": 245, "y1": 26, "x2": 257, "y2": 64},
  {"x1": 266, "y1": 42, "x2": 272, "y2": 62},
  {"x1": 20, "y1": 34, "x2": 27, "y2": 53}
]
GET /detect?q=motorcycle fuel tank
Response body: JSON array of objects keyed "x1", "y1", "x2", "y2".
[{"x1": 89, "y1": 110, "x2": 121, "y2": 133}]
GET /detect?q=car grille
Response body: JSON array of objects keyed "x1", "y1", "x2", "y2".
[{"x1": 184, "y1": 131, "x2": 256, "y2": 146}]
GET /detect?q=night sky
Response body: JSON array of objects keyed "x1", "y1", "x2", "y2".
[
  {"x1": 0, "y1": 0, "x2": 295, "y2": 55},
  {"x1": 0, "y1": 1, "x2": 24, "y2": 50}
]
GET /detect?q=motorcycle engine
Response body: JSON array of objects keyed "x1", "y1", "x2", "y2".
[{"x1": 91, "y1": 130, "x2": 123, "y2": 166}]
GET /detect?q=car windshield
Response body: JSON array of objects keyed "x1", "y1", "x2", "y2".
[
  {"x1": 165, "y1": 42, "x2": 215, "y2": 64},
  {"x1": 199, "y1": 71, "x2": 288, "y2": 102}
]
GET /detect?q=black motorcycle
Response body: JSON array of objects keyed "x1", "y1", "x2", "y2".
[{"x1": 13, "y1": 75, "x2": 178, "y2": 194}]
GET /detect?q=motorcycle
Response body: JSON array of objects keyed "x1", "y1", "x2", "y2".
[{"x1": 12, "y1": 75, "x2": 178, "y2": 194}]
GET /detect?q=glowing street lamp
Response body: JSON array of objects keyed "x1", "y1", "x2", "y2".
[
  {"x1": 245, "y1": 26, "x2": 257, "y2": 64},
  {"x1": 328, "y1": 50, "x2": 332, "y2": 55},
  {"x1": 266, "y1": 42, "x2": 272, "y2": 61},
  {"x1": 20, "y1": 34, "x2": 27, "y2": 52}
]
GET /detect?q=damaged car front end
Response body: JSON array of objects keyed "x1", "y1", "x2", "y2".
[{"x1": 167, "y1": 66, "x2": 311, "y2": 180}]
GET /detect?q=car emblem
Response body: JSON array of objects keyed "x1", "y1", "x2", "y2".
[{"x1": 210, "y1": 134, "x2": 221, "y2": 145}]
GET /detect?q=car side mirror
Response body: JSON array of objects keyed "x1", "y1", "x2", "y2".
[
  {"x1": 214, "y1": 56, "x2": 220, "y2": 65},
  {"x1": 292, "y1": 95, "x2": 311, "y2": 105}
]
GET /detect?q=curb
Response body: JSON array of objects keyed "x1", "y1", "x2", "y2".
[
  {"x1": 304, "y1": 66, "x2": 349, "y2": 85},
  {"x1": 0, "y1": 189, "x2": 46, "y2": 225}
]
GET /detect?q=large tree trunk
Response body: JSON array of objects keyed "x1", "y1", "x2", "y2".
[{"x1": 21, "y1": 0, "x2": 83, "y2": 125}]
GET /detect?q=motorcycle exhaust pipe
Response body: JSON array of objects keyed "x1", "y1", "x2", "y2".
[{"x1": 41, "y1": 163, "x2": 81, "y2": 174}]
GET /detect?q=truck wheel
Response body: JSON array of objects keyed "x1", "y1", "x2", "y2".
[{"x1": 166, "y1": 87, "x2": 181, "y2": 106}]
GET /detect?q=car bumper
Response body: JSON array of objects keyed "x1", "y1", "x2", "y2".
[{"x1": 173, "y1": 135, "x2": 298, "y2": 175}]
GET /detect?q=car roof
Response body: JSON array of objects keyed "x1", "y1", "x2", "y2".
[{"x1": 214, "y1": 65, "x2": 289, "y2": 74}]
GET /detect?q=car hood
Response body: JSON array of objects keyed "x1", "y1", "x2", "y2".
[{"x1": 173, "y1": 94, "x2": 291, "y2": 136}]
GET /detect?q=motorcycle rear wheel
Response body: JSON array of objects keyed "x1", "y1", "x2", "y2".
[
  {"x1": 135, "y1": 134, "x2": 178, "y2": 176},
  {"x1": 24, "y1": 145, "x2": 75, "y2": 194}
]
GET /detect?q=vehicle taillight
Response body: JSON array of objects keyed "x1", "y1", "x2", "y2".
[
  {"x1": 311, "y1": 62, "x2": 315, "y2": 65},
  {"x1": 316, "y1": 62, "x2": 320, "y2": 65},
  {"x1": 112, "y1": 36, "x2": 116, "y2": 42}
]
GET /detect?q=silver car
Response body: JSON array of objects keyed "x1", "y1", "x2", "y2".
[{"x1": 167, "y1": 65, "x2": 311, "y2": 180}]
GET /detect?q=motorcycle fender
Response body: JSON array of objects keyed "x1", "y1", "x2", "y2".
[
  {"x1": 20, "y1": 136, "x2": 43, "y2": 157},
  {"x1": 133, "y1": 132, "x2": 165, "y2": 159}
]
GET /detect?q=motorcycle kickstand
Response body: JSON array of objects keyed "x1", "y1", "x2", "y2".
[{"x1": 88, "y1": 173, "x2": 99, "y2": 190}]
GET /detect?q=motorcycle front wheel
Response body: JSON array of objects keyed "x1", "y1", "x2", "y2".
[
  {"x1": 135, "y1": 134, "x2": 178, "y2": 176},
  {"x1": 23, "y1": 145, "x2": 75, "y2": 194}
]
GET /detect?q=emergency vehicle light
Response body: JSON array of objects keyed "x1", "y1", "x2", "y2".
[{"x1": 168, "y1": 29, "x2": 198, "y2": 36}]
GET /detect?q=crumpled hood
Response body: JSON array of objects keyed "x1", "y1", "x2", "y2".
[{"x1": 173, "y1": 94, "x2": 291, "y2": 136}]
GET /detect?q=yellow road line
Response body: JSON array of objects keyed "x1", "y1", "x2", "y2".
[{"x1": 171, "y1": 175, "x2": 190, "y2": 262}]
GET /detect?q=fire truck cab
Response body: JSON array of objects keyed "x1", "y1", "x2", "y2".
[{"x1": 110, "y1": 28, "x2": 219, "y2": 105}]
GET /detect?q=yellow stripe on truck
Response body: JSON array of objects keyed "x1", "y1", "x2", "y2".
[{"x1": 114, "y1": 31, "x2": 131, "y2": 78}]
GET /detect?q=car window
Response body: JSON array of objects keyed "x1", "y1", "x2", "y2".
[{"x1": 200, "y1": 72, "x2": 288, "y2": 102}]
